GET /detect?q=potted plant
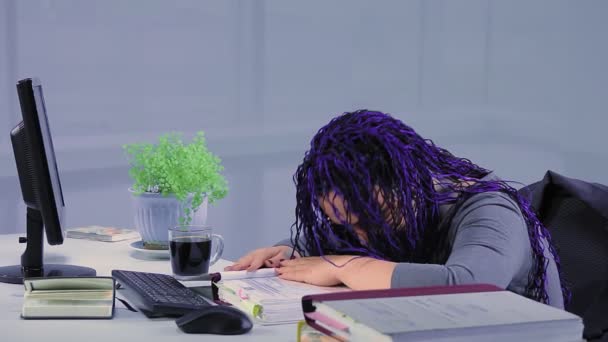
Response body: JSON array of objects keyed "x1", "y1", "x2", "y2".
[{"x1": 124, "y1": 131, "x2": 228, "y2": 249}]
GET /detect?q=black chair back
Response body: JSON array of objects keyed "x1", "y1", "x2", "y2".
[{"x1": 520, "y1": 172, "x2": 608, "y2": 341}]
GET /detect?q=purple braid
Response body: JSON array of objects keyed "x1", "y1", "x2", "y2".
[{"x1": 291, "y1": 109, "x2": 569, "y2": 305}]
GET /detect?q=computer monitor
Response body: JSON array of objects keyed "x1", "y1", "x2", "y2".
[{"x1": 0, "y1": 78, "x2": 96, "y2": 284}]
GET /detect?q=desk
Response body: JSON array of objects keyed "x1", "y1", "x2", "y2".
[{"x1": 0, "y1": 234, "x2": 296, "y2": 342}]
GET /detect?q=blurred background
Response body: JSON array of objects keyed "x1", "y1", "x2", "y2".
[{"x1": 1, "y1": 0, "x2": 607, "y2": 260}]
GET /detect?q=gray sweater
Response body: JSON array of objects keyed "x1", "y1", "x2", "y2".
[{"x1": 276, "y1": 175, "x2": 564, "y2": 309}]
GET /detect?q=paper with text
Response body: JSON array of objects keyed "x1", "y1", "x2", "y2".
[{"x1": 218, "y1": 275, "x2": 348, "y2": 324}]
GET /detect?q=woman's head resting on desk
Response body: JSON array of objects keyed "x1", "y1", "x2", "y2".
[{"x1": 290, "y1": 109, "x2": 559, "y2": 304}]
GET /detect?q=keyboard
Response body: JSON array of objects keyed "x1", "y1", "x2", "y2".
[{"x1": 112, "y1": 269, "x2": 211, "y2": 317}]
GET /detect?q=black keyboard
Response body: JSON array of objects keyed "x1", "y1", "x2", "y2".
[{"x1": 112, "y1": 269, "x2": 211, "y2": 317}]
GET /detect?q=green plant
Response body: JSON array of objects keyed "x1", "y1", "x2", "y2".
[{"x1": 124, "y1": 131, "x2": 228, "y2": 225}]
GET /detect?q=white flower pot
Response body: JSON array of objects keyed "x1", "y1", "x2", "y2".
[{"x1": 129, "y1": 189, "x2": 208, "y2": 249}]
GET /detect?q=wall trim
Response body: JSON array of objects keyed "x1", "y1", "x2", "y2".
[{"x1": 0, "y1": 111, "x2": 602, "y2": 178}]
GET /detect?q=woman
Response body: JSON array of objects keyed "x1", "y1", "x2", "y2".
[{"x1": 225, "y1": 109, "x2": 567, "y2": 308}]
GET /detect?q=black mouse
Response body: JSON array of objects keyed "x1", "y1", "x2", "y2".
[{"x1": 175, "y1": 305, "x2": 253, "y2": 335}]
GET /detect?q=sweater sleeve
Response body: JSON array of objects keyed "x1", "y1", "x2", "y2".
[{"x1": 391, "y1": 193, "x2": 529, "y2": 289}]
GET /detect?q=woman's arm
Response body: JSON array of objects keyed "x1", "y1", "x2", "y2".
[
  {"x1": 281, "y1": 193, "x2": 529, "y2": 291},
  {"x1": 336, "y1": 257, "x2": 397, "y2": 289},
  {"x1": 387, "y1": 193, "x2": 528, "y2": 289}
]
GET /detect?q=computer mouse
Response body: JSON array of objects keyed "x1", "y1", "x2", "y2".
[{"x1": 175, "y1": 305, "x2": 253, "y2": 335}]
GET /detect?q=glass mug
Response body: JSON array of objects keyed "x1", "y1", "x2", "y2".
[{"x1": 169, "y1": 225, "x2": 224, "y2": 279}]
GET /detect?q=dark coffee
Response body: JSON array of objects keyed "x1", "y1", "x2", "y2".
[{"x1": 170, "y1": 237, "x2": 212, "y2": 276}]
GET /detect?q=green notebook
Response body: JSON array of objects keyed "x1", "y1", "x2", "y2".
[{"x1": 22, "y1": 277, "x2": 115, "y2": 319}]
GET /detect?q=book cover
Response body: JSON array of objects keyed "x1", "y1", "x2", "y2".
[
  {"x1": 66, "y1": 225, "x2": 140, "y2": 242},
  {"x1": 303, "y1": 285, "x2": 584, "y2": 342}
]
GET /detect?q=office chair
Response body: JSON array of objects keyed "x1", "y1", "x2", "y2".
[{"x1": 519, "y1": 171, "x2": 608, "y2": 341}]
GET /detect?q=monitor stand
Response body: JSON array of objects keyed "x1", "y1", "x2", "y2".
[{"x1": 0, "y1": 208, "x2": 96, "y2": 284}]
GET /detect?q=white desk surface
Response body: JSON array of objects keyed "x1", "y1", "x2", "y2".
[{"x1": 0, "y1": 234, "x2": 296, "y2": 342}]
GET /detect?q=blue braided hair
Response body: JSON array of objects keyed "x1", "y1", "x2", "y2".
[{"x1": 290, "y1": 109, "x2": 569, "y2": 305}]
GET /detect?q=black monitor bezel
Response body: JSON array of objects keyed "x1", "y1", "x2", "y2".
[{"x1": 16, "y1": 78, "x2": 64, "y2": 245}]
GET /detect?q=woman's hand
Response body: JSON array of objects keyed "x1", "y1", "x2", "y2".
[
  {"x1": 277, "y1": 255, "x2": 397, "y2": 290},
  {"x1": 224, "y1": 246, "x2": 295, "y2": 271},
  {"x1": 276, "y1": 255, "x2": 354, "y2": 287}
]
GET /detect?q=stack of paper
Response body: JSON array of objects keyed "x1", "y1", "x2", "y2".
[{"x1": 214, "y1": 269, "x2": 349, "y2": 325}]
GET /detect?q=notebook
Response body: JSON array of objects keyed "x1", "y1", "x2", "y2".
[
  {"x1": 302, "y1": 284, "x2": 584, "y2": 342},
  {"x1": 66, "y1": 226, "x2": 140, "y2": 242},
  {"x1": 211, "y1": 269, "x2": 349, "y2": 325},
  {"x1": 21, "y1": 277, "x2": 116, "y2": 319}
]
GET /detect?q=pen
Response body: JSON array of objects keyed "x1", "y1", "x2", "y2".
[{"x1": 176, "y1": 273, "x2": 215, "y2": 282}]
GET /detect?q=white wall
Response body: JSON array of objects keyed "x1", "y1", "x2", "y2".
[{"x1": 1, "y1": 0, "x2": 607, "y2": 260}]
